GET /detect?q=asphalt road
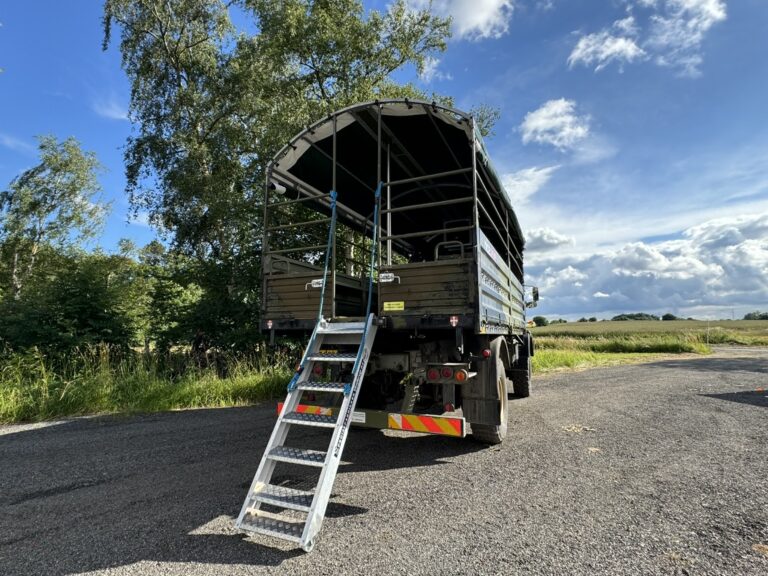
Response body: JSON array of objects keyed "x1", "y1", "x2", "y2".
[{"x1": 1, "y1": 347, "x2": 767, "y2": 575}]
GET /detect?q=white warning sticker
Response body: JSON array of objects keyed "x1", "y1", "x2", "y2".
[{"x1": 351, "y1": 411, "x2": 366, "y2": 424}]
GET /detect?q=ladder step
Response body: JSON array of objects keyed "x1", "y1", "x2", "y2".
[
  {"x1": 297, "y1": 381, "x2": 347, "y2": 392},
  {"x1": 252, "y1": 484, "x2": 314, "y2": 512},
  {"x1": 307, "y1": 353, "x2": 358, "y2": 362},
  {"x1": 268, "y1": 446, "x2": 327, "y2": 467},
  {"x1": 283, "y1": 411, "x2": 337, "y2": 428},
  {"x1": 240, "y1": 511, "x2": 304, "y2": 543},
  {"x1": 317, "y1": 322, "x2": 365, "y2": 335}
]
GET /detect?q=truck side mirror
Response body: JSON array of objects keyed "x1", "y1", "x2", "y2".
[{"x1": 525, "y1": 286, "x2": 539, "y2": 309}]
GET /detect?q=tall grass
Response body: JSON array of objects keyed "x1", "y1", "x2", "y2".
[{"x1": 0, "y1": 346, "x2": 292, "y2": 424}]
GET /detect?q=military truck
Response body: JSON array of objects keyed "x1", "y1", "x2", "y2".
[{"x1": 237, "y1": 99, "x2": 537, "y2": 551}]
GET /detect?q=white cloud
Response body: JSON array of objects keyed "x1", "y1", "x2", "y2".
[
  {"x1": 526, "y1": 227, "x2": 573, "y2": 252},
  {"x1": 501, "y1": 165, "x2": 559, "y2": 205},
  {"x1": 408, "y1": 0, "x2": 515, "y2": 41},
  {"x1": 93, "y1": 96, "x2": 129, "y2": 121},
  {"x1": 646, "y1": 0, "x2": 727, "y2": 76},
  {"x1": 525, "y1": 211, "x2": 768, "y2": 318},
  {"x1": 0, "y1": 133, "x2": 34, "y2": 154},
  {"x1": 419, "y1": 56, "x2": 452, "y2": 83},
  {"x1": 568, "y1": 17, "x2": 646, "y2": 72},
  {"x1": 520, "y1": 99, "x2": 590, "y2": 151},
  {"x1": 568, "y1": 1, "x2": 727, "y2": 76}
]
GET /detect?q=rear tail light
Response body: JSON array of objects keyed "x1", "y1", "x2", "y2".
[
  {"x1": 313, "y1": 364, "x2": 323, "y2": 375},
  {"x1": 427, "y1": 368, "x2": 440, "y2": 381},
  {"x1": 441, "y1": 367, "x2": 454, "y2": 379},
  {"x1": 482, "y1": 349, "x2": 491, "y2": 358},
  {"x1": 454, "y1": 369, "x2": 468, "y2": 383}
]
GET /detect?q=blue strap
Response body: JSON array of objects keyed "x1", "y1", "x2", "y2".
[
  {"x1": 346, "y1": 182, "x2": 382, "y2": 395},
  {"x1": 288, "y1": 190, "x2": 337, "y2": 393}
]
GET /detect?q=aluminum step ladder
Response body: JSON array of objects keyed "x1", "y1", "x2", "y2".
[{"x1": 235, "y1": 313, "x2": 378, "y2": 551}]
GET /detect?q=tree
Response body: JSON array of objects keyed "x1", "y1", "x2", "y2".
[
  {"x1": 744, "y1": 311, "x2": 768, "y2": 320},
  {"x1": 612, "y1": 313, "x2": 660, "y2": 321},
  {"x1": 102, "y1": 0, "x2": 453, "y2": 347},
  {"x1": 588, "y1": 317, "x2": 597, "y2": 322},
  {"x1": 662, "y1": 313, "x2": 678, "y2": 321},
  {"x1": 0, "y1": 250, "x2": 147, "y2": 352},
  {"x1": 532, "y1": 316, "x2": 548, "y2": 327},
  {"x1": 0, "y1": 136, "x2": 107, "y2": 299}
]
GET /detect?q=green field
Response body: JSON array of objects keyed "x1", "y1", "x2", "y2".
[
  {"x1": 533, "y1": 319, "x2": 768, "y2": 339},
  {"x1": 530, "y1": 320, "x2": 768, "y2": 374}
]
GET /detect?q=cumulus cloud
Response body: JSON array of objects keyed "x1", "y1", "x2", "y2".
[
  {"x1": 568, "y1": 1, "x2": 727, "y2": 76},
  {"x1": 525, "y1": 211, "x2": 768, "y2": 318},
  {"x1": 419, "y1": 56, "x2": 452, "y2": 83},
  {"x1": 501, "y1": 165, "x2": 559, "y2": 205},
  {"x1": 520, "y1": 99, "x2": 590, "y2": 151},
  {"x1": 408, "y1": 0, "x2": 515, "y2": 41},
  {"x1": 526, "y1": 227, "x2": 574, "y2": 252},
  {"x1": 568, "y1": 17, "x2": 646, "y2": 72}
]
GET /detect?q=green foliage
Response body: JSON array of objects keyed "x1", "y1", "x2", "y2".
[
  {"x1": 0, "y1": 345, "x2": 292, "y2": 423},
  {"x1": 589, "y1": 317, "x2": 597, "y2": 322},
  {"x1": 662, "y1": 313, "x2": 678, "y2": 321},
  {"x1": 0, "y1": 135, "x2": 107, "y2": 298},
  {"x1": 0, "y1": 250, "x2": 148, "y2": 351},
  {"x1": 744, "y1": 311, "x2": 768, "y2": 320},
  {"x1": 532, "y1": 315, "x2": 549, "y2": 327},
  {"x1": 611, "y1": 312, "x2": 661, "y2": 321},
  {"x1": 101, "y1": 0, "x2": 455, "y2": 348}
]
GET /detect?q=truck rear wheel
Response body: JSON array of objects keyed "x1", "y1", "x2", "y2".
[
  {"x1": 510, "y1": 355, "x2": 531, "y2": 398},
  {"x1": 471, "y1": 342, "x2": 508, "y2": 445}
]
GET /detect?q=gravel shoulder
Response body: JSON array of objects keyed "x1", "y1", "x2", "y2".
[{"x1": 1, "y1": 347, "x2": 766, "y2": 575}]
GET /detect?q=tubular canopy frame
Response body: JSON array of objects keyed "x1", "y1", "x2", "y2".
[{"x1": 262, "y1": 99, "x2": 526, "y2": 320}]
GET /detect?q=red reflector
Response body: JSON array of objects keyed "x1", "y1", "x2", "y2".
[
  {"x1": 455, "y1": 369, "x2": 468, "y2": 382},
  {"x1": 444, "y1": 403, "x2": 455, "y2": 412},
  {"x1": 427, "y1": 368, "x2": 440, "y2": 381},
  {"x1": 441, "y1": 367, "x2": 453, "y2": 379},
  {"x1": 482, "y1": 349, "x2": 491, "y2": 358},
  {"x1": 313, "y1": 364, "x2": 323, "y2": 375}
]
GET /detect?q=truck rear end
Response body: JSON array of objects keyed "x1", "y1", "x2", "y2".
[{"x1": 261, "y1": 99, "x2": 536, "y2": 444}]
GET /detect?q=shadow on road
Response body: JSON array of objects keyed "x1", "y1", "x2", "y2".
[
  {"x1": 0, "y1": 405, "x2": 485, "y2": 575},
  {"x1": 701, "y1": 391, "x2": 768, "y2": 408}
]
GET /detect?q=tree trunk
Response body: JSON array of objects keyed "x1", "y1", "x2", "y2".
[{"x1": 11, "y1": 249, "x2": 21, "y2": 300}]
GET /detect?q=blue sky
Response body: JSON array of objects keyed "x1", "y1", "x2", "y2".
[{"x1": 1, "y1": 1, "x2": 767, "y2": 319}]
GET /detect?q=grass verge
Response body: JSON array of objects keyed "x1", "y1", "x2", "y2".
[
  {"x1": 532, "y1": 349, "x2": 679, "y2": 374},
  {"x1": 0, "y1": 347, "x2": 291, "y2": 424}
]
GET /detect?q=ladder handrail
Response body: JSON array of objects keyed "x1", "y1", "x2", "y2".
[{"x1": 286, "y1": 190, "x2": 337, "y2": 393}]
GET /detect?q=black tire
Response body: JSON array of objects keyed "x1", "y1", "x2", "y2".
[
  {"x1": 510, "y1": 355, "x2": 531, "y2": 398},
  {"x1": 471, "y1": 341, "x2": 508, "y2": 445}
]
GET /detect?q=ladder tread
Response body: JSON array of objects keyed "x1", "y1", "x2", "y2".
[
  {"x1": 253, "y1": 484, "x2": 315, "y2": 512},
  {"x1": 268, "y1": 446, "x2": 327, "y2": 467},
  {"x1": 239, "y1": 512, "x2": 304, "y2": 542},
  {"x1": 297, "y1": 381, "x2": 347, "y2": 392},
  {"x1": 317, "y1": 322, "x2": 365, "y2": 334},
  {"x1": 283, "y1": 411, "x2": 337, "y2": 428},
  {"x1": 307, "y1": 352, "x2": 358, "y2": 362}
]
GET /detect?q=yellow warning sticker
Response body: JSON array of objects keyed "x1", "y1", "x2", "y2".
[{"x1": 383, "y1": 301, "x2": 405, "y2": 311}]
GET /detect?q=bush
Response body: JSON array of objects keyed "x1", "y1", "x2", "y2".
[{"x1": 532, "y1": 316, "x2": 549, "y2": 327}]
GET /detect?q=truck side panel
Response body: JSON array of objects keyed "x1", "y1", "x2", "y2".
[{"x1": 476, "y1": 230, "x2": 526, "y2": 333}]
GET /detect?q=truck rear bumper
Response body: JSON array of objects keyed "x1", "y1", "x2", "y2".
[{"x1": 277, "y1": 402, "x2": 466, "y2": 438}]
